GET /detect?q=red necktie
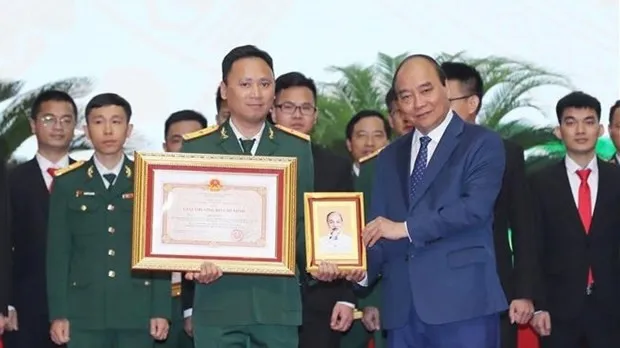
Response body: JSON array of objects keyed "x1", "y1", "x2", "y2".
[
  {"x1": 576, "y1": 168, "x2": 594, "y2": 286},
  {"x1": 47, "y1": 167, "x2": 58, "y2": 192}
]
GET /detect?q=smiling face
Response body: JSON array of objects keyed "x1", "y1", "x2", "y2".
[
  {"x1": 220, "y1": 57, "x2": 275, "y2": 124},
  {"x1": 326, "y1": 212, "x2": 344, "y2": 235},
  {"x1": 555, "y1": 107, "x2": 602, "y2": 156},
  {"x1": 394, "y1": 57, "x2": 450, "y2": 135}
]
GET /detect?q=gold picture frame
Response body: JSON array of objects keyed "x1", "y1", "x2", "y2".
[
  {"x1": 304, "y1": 192, "x2": 366, "y2": 272},
  {"x1": 131, "y1": 151, "x2": 298, "y2": 276}
]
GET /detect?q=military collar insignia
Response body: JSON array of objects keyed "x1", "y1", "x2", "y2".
[
  {"x1": 220, "y1": 127, "x2": 229, "y2": 140},
  {"x1": 124, "y1": 164, "x2": 132, "y2": 178},
  {"x1": 268, "y1": 125, "x2": 274, "y2": 140},
  {"x1": 87, "y1": 165, "x2": 94, "y2": 179}
]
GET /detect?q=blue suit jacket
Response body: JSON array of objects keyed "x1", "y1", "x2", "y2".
[{"x1": 366, "y1": 114, "x2": 508, "y2": 329}]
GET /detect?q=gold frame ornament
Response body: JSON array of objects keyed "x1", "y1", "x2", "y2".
[
  {"x1": 131, "y1": 151, "x2": 298, "y2": 275},
  {"x1": 304, "y1": 192, "x2": 367, "y2": 272}
]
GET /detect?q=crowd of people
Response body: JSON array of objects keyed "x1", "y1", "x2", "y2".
[{"x1": 1, "y1": 44, "x2": 620, "y2": 348}]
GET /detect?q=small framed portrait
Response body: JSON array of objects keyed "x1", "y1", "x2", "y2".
[{"x1": 304, "y1": 192, "x2": 366, "y2": 272}]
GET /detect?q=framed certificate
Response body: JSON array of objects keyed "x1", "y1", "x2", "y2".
[
  {"x1": 304, "y1": 192, "x2": 366, "y2": 272},
  {"x1": 131, "y1": 151, "x2": 298, "y2": 276}
]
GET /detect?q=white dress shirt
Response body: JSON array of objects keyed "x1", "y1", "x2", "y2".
[
  {"x1": 36, "y1": 153, "x2": 69, "y2": 189},
  {"x1": 93, "y1": 155, "x2": 125, "y2": 189},
  {"x1": 565, "y1": 155, "x2": 598, "y2": 214},
  {"x1": 229, "y1": 120, "x2": 264, "y2": 155}
]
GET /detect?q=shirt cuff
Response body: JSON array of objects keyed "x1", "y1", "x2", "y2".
[
  {"x1": 337, "y1": 301, "x2": 355, "y2": 308},
  {"x1": 8, "y1": 305, "x2": 15, "y2": 311},
  {"x1": 357, "y1": 274, "x2": 369, "y2": 287},
  {"x1": 183, "y1": 308, "x2": 193, "y2": 318},
  {"x1": 404, "y1": 221, "x2": 412, "y2": 242}
]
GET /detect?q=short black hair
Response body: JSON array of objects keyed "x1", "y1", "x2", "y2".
[
  {"x1": 555, "y1": 91, "x2": 601, "y2": 123},
  {"x1": 85, "y1": 93, "x2": 132, "y2": 122},
  {"x1": 215, "y1": 87, "x2": 224, "y2": 112},
  {"x1": 441, "y1": 62, "x2": 484, "y2": 114},
  {"x1": 385, "y1": 88, "x2": 397, "y2": 114},
  {"x1": 164, "y1": 110, "x2": 207, "y2": 138},
  {"x1": 221, "y1": 45, "x2": 273, "y2": 82},
  {"x1": 275, "y1": 72, "x2": 317, "y2": 102},
  {"x1": 392, "y1": 54, "x2": 446, "y2": 90},
  {"x1": 609, "y1": 100, "x2": 620, "y2": 124},
  {"x1": 345, "y1": 110, "x2": 391, "y2": 140},
  {"x1": 30, "y1": 90, "x2": 78, "y2": 120}
]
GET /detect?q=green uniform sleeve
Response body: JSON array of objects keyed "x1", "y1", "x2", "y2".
[
  {"x1": 150, "y1": 273, "x2": 172, "y2": 320},
  {"x1": 46, "y1": 180, "x2": 71, "y2": 321}
]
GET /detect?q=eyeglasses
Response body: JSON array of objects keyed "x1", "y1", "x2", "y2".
[
  {"x1": 448, "y1": 95, "x2": 473, "y2": 102},
  {"x1": 39, "y1": 115, "x2": 75, "y2": 127},
  {"x1": 275, "y1": 102, "x2": 317, "y2": 116}
]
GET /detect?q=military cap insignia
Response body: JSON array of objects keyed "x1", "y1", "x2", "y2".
[
  {"x1": 182, "y1": 125, "x2": 219, "y2": 141},
  {"x1": 53, "y1": 161, "x2": 85, "y2": 177},
  {"x1": 359, "y1": 146, "x2": 385, "y2": 164},
  {"x1": 274, "y1": 124, "x2": 310, "y2": 141}
]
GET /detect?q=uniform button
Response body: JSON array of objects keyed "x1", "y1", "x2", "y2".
[
  {"x1": 108, "y1": 249, "x2": 115, "y2": 256},
  {"x1": 144, "y1": 280, "x2": 151, "y2": 286},
  {"x1": 80, "y1": 205, "x2": 87, "y2": 211},
  {"x1": 107, "y1": 204, "x2": 115, "y2": 211},
  {"x1": 108, "y1": 270, "x2": 116, "y2": 278},
  {"x1": 108, "y1": 226, "x2": 115, "y2": 234}
]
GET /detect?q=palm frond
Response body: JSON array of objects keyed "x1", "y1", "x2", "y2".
[{"x1": 0, "y1": 80, "x2": 24, "y2": 103}]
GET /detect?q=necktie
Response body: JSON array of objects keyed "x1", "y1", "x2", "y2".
[
  {"x1": 103, "y1": 173, "x2": 117, "y2": 190},
  {"x1": 240, "y1": 139, "x2": 256, "y2": 155},
  {"x1": 409, "y1": 136, "x2": 431, "y2": 201},
  {"x1": 47, "y1": 167, "x2": 58, "y2": 192},
  {"x1": 576, "y1": 168, "x2": 594, "y2": 286}
]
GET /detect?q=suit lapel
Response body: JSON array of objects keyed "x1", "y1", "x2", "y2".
[
  {"x1": 396, "y1": 132, "x2": 414, "y2": 210},
  {"x1": 410, "y1": 115, "x2": 464, "y2": 210},
  {"x1": 553, "y1": 161, "x2": 588, "y2": 235},
  {"x1": 28, "y1": 158, "x2": 48, "y2": 196},
  {"x1": 255, "y1": 123, "x2": 277, "y2": 156},
  {"x1": 217, "y1": 121, "x2": 243, "y2": 155},
  {"x1": 590, "y1": 158, "x2": 609, "y2": 234}
]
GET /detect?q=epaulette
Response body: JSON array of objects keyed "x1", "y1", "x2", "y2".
[
  {"x1": 359, "y1": 146, "x2": 385, "y2": 164},
  {"x1": 274, "y1": 124, "x2": 310, "y2": 141},
  {"x1": 54, "y1": 161, "x2": 85, "y2": 177},
  {"x1": 182, "y1": 125, "x2": 219, "y2": 141}
]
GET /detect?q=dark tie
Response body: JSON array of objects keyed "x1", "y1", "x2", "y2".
[
  {"x1": 103, "y1": 173, "x2": 117, "y2": 190},
  {"x1": 240, "y1": 139, "x2": 255, "y2": 155},
  {"x1": 576, "y1": 168, "x2": 594, "y2": 287},
  {"x1": 409, "y1": 136, "x2": 431, "y2": 201}
]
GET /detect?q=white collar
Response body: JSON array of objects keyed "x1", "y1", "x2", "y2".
[
  {"x1": 93, "y1": 154, "x2": 125, "y2": 176},
  {"x1": 412, "y1": 110, "x2": 453, "y2": 144},
  {"x1": 564, "y1": 155, "x2": 598, "y2": 174},
  {"x1": 36, "y1": 152, "x2": 69, "y2": 170}
]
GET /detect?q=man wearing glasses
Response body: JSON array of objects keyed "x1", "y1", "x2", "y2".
[
  {"x1": 271, "y1": 72, "x2": 356, "y2": 348},
  {"x1": 4, "y1": 90, "x2": 78, "y2": 348}
]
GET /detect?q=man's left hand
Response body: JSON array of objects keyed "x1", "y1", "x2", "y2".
[
  {"x1": 363, "y1": 217, "x2": 407, "y2": 247},
  {"x1": 330, "y1": 303, "x2": 354, "y2": 332},
  {"x1": 310, "y1": 261, "x2": 345, "y2": 282},
  {"x1": 150, "y1": 318, "x2": 169, "y2": 341},
  {"x1": 509, "y1": 299, "x2": 534, "y2": 324}
]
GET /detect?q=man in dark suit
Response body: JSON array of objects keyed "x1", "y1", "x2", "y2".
[
  {"x1": 271, "y1": 71, "x2": 357, "y2": 348},
  {"x1": 347, "y1": 55, "x2": 507, "y2": 348},
  {"x1": 5, "y1": 90, "x2": 78, "y2": 348},
  {"x1": 0, "y1": 159, "x2": 11, "y2": 336},
  {"x1": 441, "y1": 62, "x2": 537, "y2": 348},
  {"x1": 529, "y1": 91, "x2": 620, "y2": 348}
]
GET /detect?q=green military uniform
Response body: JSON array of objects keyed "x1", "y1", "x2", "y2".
[
  {"x1": 156, "y1": 279, "x2": 193, "y2": 348},
  {"x1": 46, "y1": 156, "x2": 171, "y2": 348},
  {"x1": 181, "y1": 120, "x2": 314, "y2": 348},
  {"x1": 342, "y1": 149, "x2": 387, "y2": 348}
]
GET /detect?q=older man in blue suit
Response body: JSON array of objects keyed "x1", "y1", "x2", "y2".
[{"x1": 345, "y1": 55, "x2": 507, "y2": 348}]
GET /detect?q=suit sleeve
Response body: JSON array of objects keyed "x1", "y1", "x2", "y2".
[
  {"x1": 505, "y1": 143, "x2": 538, "y2": 301},
  {"x1": 0, "y1": 161, "x2": 10, "y2": 315},
  {"x1": 365, "y1": 154, "x2": 388, "y2": 286},
  {"x1": 296, "y1": 141, "x2": 314, "y2": 277},
  {"x1": 46, "y1": 179, "x2": 72, "y2": 321},
  {"x1": 181, "y1": 277, "x2": 195, "y2": 312},
  {"x1": 528, "y1": 174, "x2": 548, "y2": 311},
  {"x1": 406, "y1": 132, "x2": 505, "y2": 245},
  {"x1": 150, "y1": 272, "x2": 171, "y2": 320}
]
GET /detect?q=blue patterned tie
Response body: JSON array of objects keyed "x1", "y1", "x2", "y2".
[{"x1": 409, "y1": 136, "x2": 431, "y2": 201}]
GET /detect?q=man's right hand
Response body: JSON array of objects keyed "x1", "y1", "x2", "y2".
[
  {"x1": 6, "y1": 307, "x2": 18, "y2": 331},
  {"x1": 185, "y1": 262, "x2": 223, "y2": 284},
  {"x1": 361, "y1": 306, "x2": 381, "y2": 331},
  {"x1": 530, "y1": 311, "x2": 551, "y2": 336},
  {"x1": 345, "y1": 269, "x2": 367, "y2": 283},
  {"x1": 50, "y1": 319, "x2": 71, "y2": 344},
  {"x1": 184, "y1": 316, "x2": 193, "y2": 337}
]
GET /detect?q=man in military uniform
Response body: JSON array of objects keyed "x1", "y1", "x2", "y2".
[
  {"x1": 158, "y1": 109, "x2": 208, "y2": 348},
  {"x1": 342, "y1": 87, "x2": 412, "y2": 348},
  {"x1": 46, "y1": 93, "x2": 171, "y2": 348},
  {"x1": 181, "y1": 45, "x2": 315, "y2": 348}
]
